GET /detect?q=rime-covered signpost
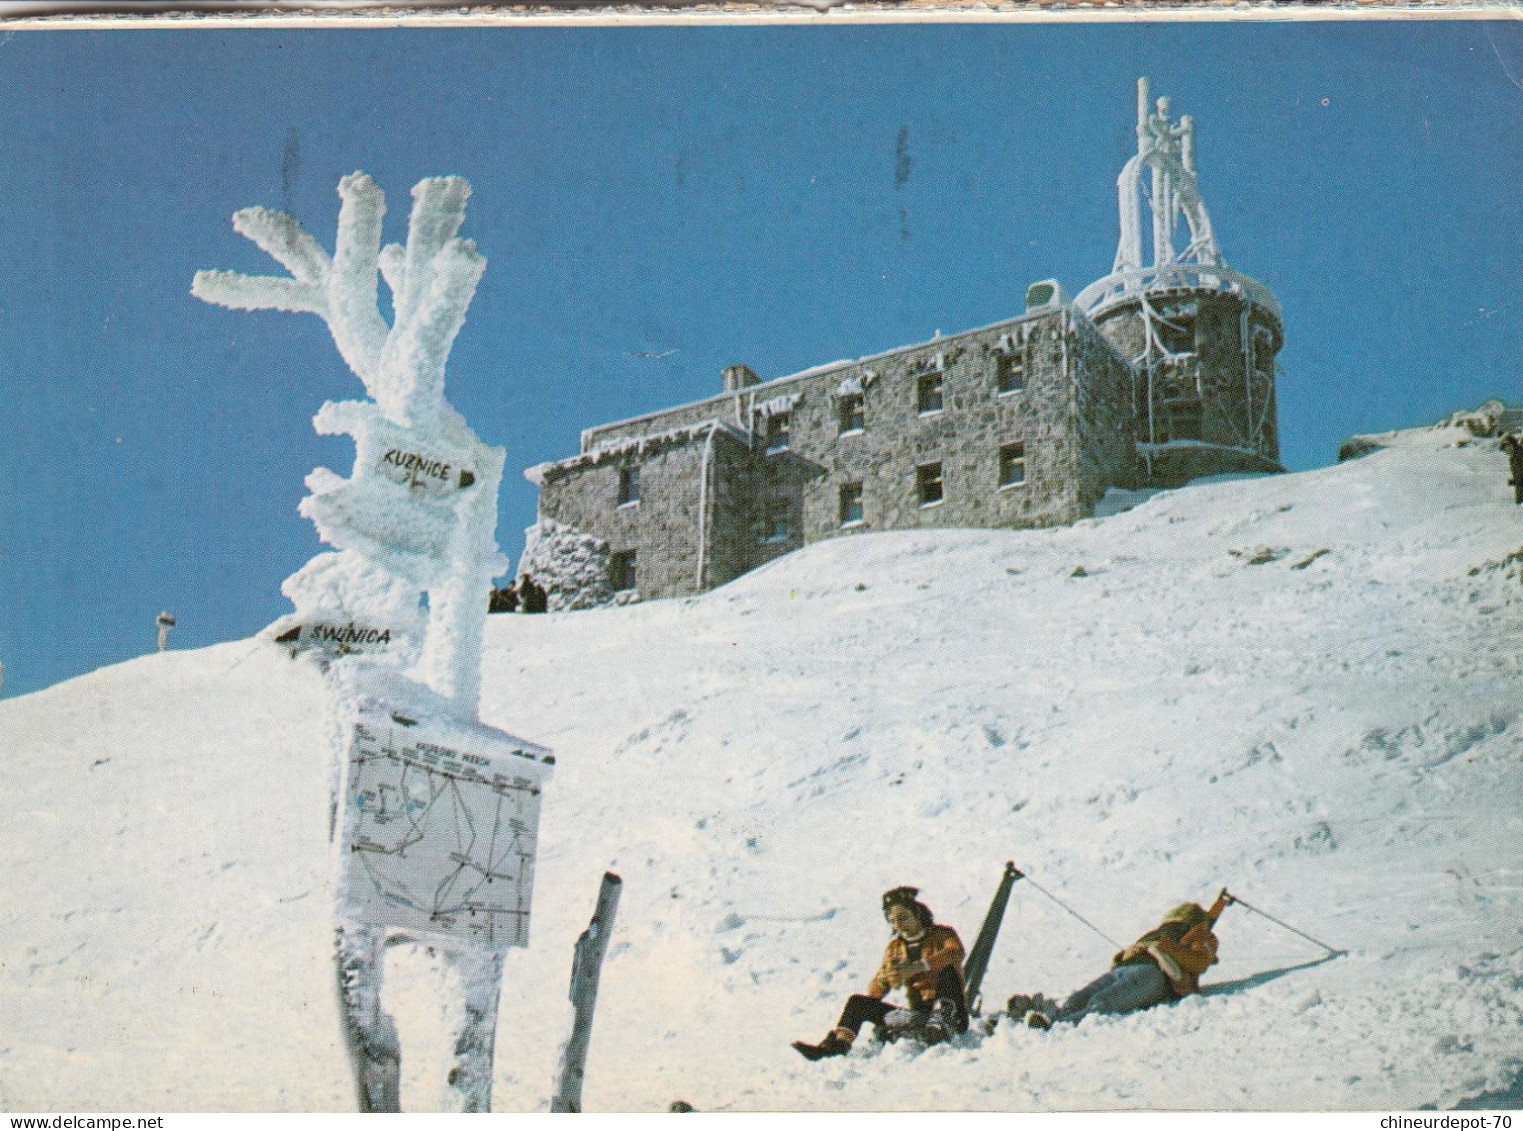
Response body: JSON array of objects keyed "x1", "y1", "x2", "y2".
[{"x1": 193, "y1": 173, "x2": 551, "y2": 1113}]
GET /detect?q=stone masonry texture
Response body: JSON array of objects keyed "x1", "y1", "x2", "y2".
[{"x1": 528, "y1": 302, "x2": 1163, "y2": 602}]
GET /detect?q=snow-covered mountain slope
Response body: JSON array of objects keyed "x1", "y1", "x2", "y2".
[{"x1": 3, "y1": 423, "x2": 1520, "y2": 1112}]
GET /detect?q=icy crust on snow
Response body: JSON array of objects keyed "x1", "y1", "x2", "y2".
[{"x1": 2, "y1": 424, "x2": 1521, "y2": 1111}]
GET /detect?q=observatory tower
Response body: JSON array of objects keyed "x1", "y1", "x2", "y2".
[{"x1": 1076, "y1": 79, "x2": 1284, "y2": 487}]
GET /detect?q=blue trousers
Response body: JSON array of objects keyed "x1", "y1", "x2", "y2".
[{"x1": 1056, "y1": 961, "x2": 1172, "y2": 1022}]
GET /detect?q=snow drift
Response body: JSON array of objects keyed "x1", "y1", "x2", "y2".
[{"x1": 2, "y1": 423, "x2": 1520, "y2": 1112}]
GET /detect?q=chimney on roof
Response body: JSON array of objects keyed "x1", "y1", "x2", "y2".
[{"x1": 722, "y1": 364, "x2": 760, "y2": 392}]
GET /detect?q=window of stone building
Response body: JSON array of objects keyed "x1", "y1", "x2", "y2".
[
  {"x1": 917, "y1": 370, "x2": 944, "y2": 414},
  {"x1": 839, "y1": 393, "x2": 865, "y2": 435},
  {"x1": 609, "y1": 549, "x2": 637, "y2": 592},
  {"x1": 1155, "y1": 310, "x2": 1195, "y2": 356},
  {"x1": 999, "y1": 442, "x2": 1027, "y2": 488},
  {"x1": 839, "y1": 482, "x2": 864, "y2": 527},
  {"x1": 996, "y1": 349, "x2": 1026, "y2": 394},
  {"x1": 765, "y1": 499, "x2": 793, "y2": 543},
  {"x1": 617, "y1": 465, "x2": 640, "y2": 506},
  {"x1": 764, "y1": 412, "x2": 791, "y2": 452},
  {"x1": 917, "y1": 461, "x2": 944, "y2": 507},
  {"x1": 1160, "y1": 400, "x2": 1203, "y2": 443},
  {"x1": 606, "y1": 547, "x2": 636, "y2": 593},
  {"x1": 1251, "y1": 327, "x2": 1275, "y2": 379}
]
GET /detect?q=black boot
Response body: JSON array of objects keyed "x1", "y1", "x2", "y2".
[
  {"x1": 792, "y1": 1029, "x2": 853, "y2": 1061},
  {"x1": 1006, "y1": 993, "x2": 1034, "y2": 1017}
]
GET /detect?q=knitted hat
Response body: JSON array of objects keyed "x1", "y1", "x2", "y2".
[
  {"x1": 882, "y1": 886, "x2": 934, "y2": 933},
  {"x1": 1163, "y1": 902, "x2": 1209, "y2": 926}
]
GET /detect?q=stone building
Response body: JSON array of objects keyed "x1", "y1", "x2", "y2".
[{"x1": 523, "y1": 79, "x2": 1284, "y2": 606}]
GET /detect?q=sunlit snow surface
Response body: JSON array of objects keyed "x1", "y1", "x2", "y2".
[{"x1": 3, "y1": 425, "x2": 1520, "y2": 1112}]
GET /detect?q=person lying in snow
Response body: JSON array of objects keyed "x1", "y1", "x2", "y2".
[
  {"x1": 1014, "y1": 891, "x2": 1233, "y2": 1030},
  {"x1": 792, "y1": 885, "x2": 969, "y2": 1060}
]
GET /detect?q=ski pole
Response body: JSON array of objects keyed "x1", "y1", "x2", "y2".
[
  {"x1": 1224, "y1": 890, "x2": 1346, "y2": 957},
  {"x1": 1020, "y1": 873, "x2": 1122, "y2": 950}
]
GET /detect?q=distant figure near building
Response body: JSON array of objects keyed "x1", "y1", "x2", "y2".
[
  {"x1": 1501, "y1": 433, "x2": 1523, "y2": 505},
  {"x1": 488, "y1": 579, "x2": 519, "y2": 614},
  {"x1": 525, "y1": 78, "x2": 1283, "y2": 608},
  {"x1": 518, "y1": 576, "x2": 548, "y2": 614},
  {"x1": 155, "y1": 610, "x2": 177, "y2": 652}
]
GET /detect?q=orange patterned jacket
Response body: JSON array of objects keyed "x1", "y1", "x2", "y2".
[
  {"x1": 866, "y1": 924, "x2": 966, "y2": 1010},
  {"x1": 1113, "y1": 894, "x2": 1231, "y2": 997}
]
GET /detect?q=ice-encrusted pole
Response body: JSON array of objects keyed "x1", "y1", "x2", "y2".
[
  {"x1": 552, "y1": 873, "x2": 623, "y2": 1113},
  {"x1": 192, "y1": 172, "x2": 505, "y2": 716},
  {"x1": 194, "y1": 175, "x2": 539, "y2": 1115}
]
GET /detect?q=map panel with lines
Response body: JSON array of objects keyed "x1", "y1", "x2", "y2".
[{"x1": 338, "y1": 703, "x2": 553, "y2": 948}]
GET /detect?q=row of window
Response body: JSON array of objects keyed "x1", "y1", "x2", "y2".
[
  {"x1": 629, "y1": 442, "x2": 1029, "y2": 534},
  {"x1": 763, "y1": 444, "x2": 1029, "y2": 539},
  {"x1": 615, "y1": 433, "x2": 1028, "y2": 514},
  {"x1": 620, "y1": 441, "x2": 1032, "y2": 572},
  {"x1": 612, "y1": 354, "x2": 1030, "y2": 506},
  {"x1": 898, "y1": 443, "x2": 1029, "y2": 508},
  {"x1": 917, "y1": 353, "x2": 1028, "y2": 414},
  {"x1": 764, "y1": 353, "x2": 1028, "y2": 453}
]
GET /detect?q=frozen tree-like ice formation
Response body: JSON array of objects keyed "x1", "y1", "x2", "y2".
[
  {"x1": 193, "y1": 173, "x2": 507, "y2": 717},
  {"x1": 194, "y1": 176, "x2": 535, "y2": 1114},
  {"x1": 194, "y1": 174, "x2": 482, "y2": 427}
]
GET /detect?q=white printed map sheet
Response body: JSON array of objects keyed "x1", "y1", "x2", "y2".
[{"x1": 338, "y1": 702, "x2": 553, "y2": 949}]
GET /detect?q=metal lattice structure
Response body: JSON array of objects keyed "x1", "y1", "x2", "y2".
[{"x1": 1076, "y1": 79, "x2": 1284, "y2": 485}]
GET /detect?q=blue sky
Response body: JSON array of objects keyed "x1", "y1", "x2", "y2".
[{"x1": 1, "y1": 20, "x2": 1520, "y2": 697}]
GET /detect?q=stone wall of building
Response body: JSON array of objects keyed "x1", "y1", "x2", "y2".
[
  {"x1": 777, "y1": 310, "x2": 1090, "y2": 536},
  {"x1": 584, "y1": 391, "x2": 757, "y2": 454},
  {"x1": 1194, "y1": 291, "x2": 1282, "y2": 462},
  {"x1": 531, "y1": 304, "x2": 1141, "y2": 602},
  {"x1": 531, "y1": 424, "x2": 754, "y2": 600},
  {"x1": 1092, "y1": 288, "x2": 1281, "y2": 486},
  {"x1": 706, "y1": 430, "x2": 769, "y2": 589},
  {"x1": 1070, "y1": 310, "x2": 1143, "y2": 510}
]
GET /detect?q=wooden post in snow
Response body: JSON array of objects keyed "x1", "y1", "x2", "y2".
[{"x1": 551, "y1": 872, "x2": 623, "y2": 1113}]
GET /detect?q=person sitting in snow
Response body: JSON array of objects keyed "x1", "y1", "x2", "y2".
[
  {"x1": 792, "y1": 885, "x2": 969, "y2": 1060},
  {"x1": 1016, "y1": 891, "x2": 1233, "y2": 1030},
  {"x1": 1502, "y1": 433, "x2": 1523, "y2": 505}
]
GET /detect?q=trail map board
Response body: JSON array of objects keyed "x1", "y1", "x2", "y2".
[{"x1": 339, "y1": 703, "x2": 553, "y2": 948}]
